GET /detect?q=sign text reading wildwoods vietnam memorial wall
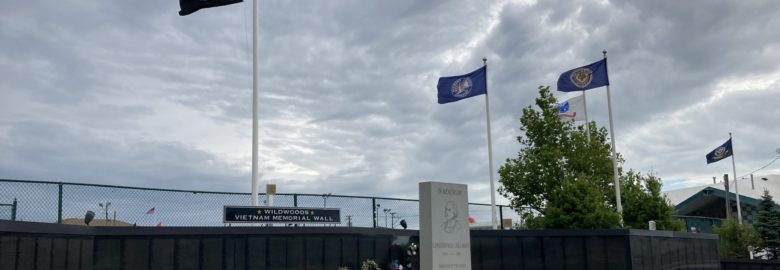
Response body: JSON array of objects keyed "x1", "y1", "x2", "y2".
[{"x1": 223, "y1": 206, "x2": 340, "y2": 224}]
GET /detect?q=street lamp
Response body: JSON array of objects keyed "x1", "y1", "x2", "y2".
[
  {"x1": 390, "y1": 212, "x2": 398, "y2": 229},
  {"x1": 84, "y1": 211, "x2": 95, "y2": 226},
  {"x1": 322, "y1": 193, "x2": 331, "y2": 208},
  {"x1": 383, "y1": 208, "x2": 391, "y2": 227},
  {"x1": 374, "y1": 204, "x2": 380, "y2": 228},
  {"x1": 98, "y1": 202, "x2": 111, "y2": 221}
]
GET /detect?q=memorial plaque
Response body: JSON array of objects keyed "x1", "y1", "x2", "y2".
[
  {"x1": 224, "y1": 206, "x2": 340, "y2": 224},
  {"x1": 419, "y1": 182, "x2": 471, "y2": 270}
]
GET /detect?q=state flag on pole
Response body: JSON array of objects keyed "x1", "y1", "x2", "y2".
[
  {"x1": 558, "y1": 95, "x2": 586, "y2": 121},
  {"x1": 706, "y1": 139, "x2": 733, "y2": 164},
  {"x1": 437, "y1": 66, "x2": 487, "y2": 104},
  {"x1": 557, "y1": 59, "x2": 609, "y2": 92},
  {"x1": 179, "y1": 0, "x2": 242, "y2": 16}
]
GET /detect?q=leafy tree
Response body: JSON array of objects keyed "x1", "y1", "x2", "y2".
[
  {"x1": 620, "y1": 170, "x2": 683, "y2": 230},
  {"x1": 498, "y1": 86, "x2": 571, "y2": 214},
  {"x1": 498, "y1": 86, "x2": 618, "y2": 216},
  {"x1": 754, "y1": 190, "x2": 780, "y2": 259},
  {"x1": 526, "y1": 176, "x2": 621, "y2": 229},
  {"x1": 714, "y1": 218, "x2": 762, "y2": 259},
  {"x1": 499, "y1": 86, "x2": 680, "y2": 230}
]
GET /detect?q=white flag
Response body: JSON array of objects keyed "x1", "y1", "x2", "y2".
[{"x1": 558, "y1": 95, "x2": 585, "y2": 121}]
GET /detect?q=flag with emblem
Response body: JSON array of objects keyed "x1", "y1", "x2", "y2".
[
  {"x1": 558, "y1": 95, "x2": 586, "y2": 121},
  {"x1": 557, "y1": 58, "x2": 609, "y2": 92},
  {"x1": 179, "y1": 0, "x2": 242, "y2": 16},
  {"x1": 437, "y1": 66, "x2": 487, "y2": 104},
  {"x1": 706, "y1": 139, "x2": 733, "y2": 164}
]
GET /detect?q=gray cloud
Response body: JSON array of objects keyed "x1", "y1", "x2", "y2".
[
  {"x1": 0, "y1": 120, "x2": 246, "y2": 191},
  {"x1": 1, "y1": 0, "x2": 779, "y2": 211}
]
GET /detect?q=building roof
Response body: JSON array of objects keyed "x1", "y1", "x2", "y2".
[
  {"x1": 665, "y1": 174, "x2": 780, "y2": 210},
  {"x1": 61, "y1": 218, "x2": 133, "y2": 227}
]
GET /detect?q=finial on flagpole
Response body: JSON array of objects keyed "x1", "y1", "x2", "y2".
[
  {"x1": 483, "y1": 57, "x2": 487, "y2": 66},
  {"x1": 602, "y1": 49, "x2": 607, "y2": 58}
]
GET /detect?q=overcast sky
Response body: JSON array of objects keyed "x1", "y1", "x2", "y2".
[{"x1": 2, "y1": 0, "x2": 779, "y2": 205}]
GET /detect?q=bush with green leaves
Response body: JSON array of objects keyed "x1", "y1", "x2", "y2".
[
  {"x1": 714, "y1": 218, "x2": 762, "y2": 259},
  {"x1": 525, "y1": 177, "x2": 621, "y2": 229},
  {"x1": 620, "y1": 170, "x2": 683, "y2": 230}
]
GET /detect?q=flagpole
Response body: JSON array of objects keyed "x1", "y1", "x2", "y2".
[
  {"x1": 730, "y1": 132, "x2": 742, "y2": 224},
  {"x1": 582, "y1": 91, "x2": 590, "y2": 142},
  {"x1": 250, "y1": 0, "x2": 259, "y2": 207},
  {"x1": 483, "y1": 57, "x2": 498, "y2": 230},
  {"x1": 603, "y1": 50, "x2": 623, "y2": 218}
]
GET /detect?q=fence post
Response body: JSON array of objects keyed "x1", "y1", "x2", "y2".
[
  {"x1": 499, "y1": 205, "x2": 504, "y2": 230},
  {"x1": 372, "y1": 197, "x2": 377, "y2": 228},
  {"x1": 11, "y1": 198, "x2": 17, "y2": 221},
  {"x1": 294, "y1": 194, "x2": 299, "y2": 227},
  {"x1": 57, "y1": 183, "x2": 63, "y2": 224}
]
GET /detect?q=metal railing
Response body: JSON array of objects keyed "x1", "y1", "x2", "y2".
[
  {"x1": 673, "y1": 215, "x2": 723, "y2": 233},
  {"x1": 0, "y1": 198, "x2": 16, "y2": 221},
  {"x1": 0, "y1": 179, "x2": 523, "y2": 228}
]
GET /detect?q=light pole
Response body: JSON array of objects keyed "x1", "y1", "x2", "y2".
[
  {"x1": 374, "y1": 203, "x2": 380, "y2": 228},
  {"x1": 322, "y1": 193, "x2": 331, "y2": 208},
  {"x1": 383, "y1": 208, "x2": 391, "y2": 227},
  {"x1": 390, "y1": 212, "x2": 398, "y2": 229},
  {"x1": 98, "y1": 202, "x2": 111, "y2": 222}
]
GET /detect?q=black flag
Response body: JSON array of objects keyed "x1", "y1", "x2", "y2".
[{"x1": 179, "y1": 0, "x2": 242, "y2": 16}]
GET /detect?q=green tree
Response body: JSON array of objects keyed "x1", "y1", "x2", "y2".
[
  {"x1": 714, "y1": 218, "x2": 762, "y2": 259},
  {"x1": 754, "y1": 190, "x2": 780, "y2": 259},
  {"x1": 498, "y1": 86, "x2": 571, "y2": 214},
  {"x1": 498, "y1": 86, "x2": 618, "y2": 216},
  {"x1": 499, "y1": 86, "x2": 680, "y2": 230},
  {"x1": 620, "y1": 170, "x2": 684, "y2": 230},
  {"x1": 526, "y1": 176, "x2": 621, "y2": 229}
]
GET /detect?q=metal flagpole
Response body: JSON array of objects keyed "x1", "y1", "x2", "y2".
[
  {"x1": 250, "y1": 0, "x2": 259, "y2": 206},
  {"x1": 582, "y1": 91, "x2": 590, "y2": 142},
  {"x1": 730, "y1": 132, "x2": 742, "y2": 224},
  {"x1": 603, "y1": 50, "x2": 623, "y2": 217},
  {"x1": 483, "y1": 57, "x2": 498, "y2": 230}
]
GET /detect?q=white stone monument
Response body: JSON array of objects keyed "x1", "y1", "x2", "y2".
[{"x1": 419, "y1": 181, "x2": 471, "y2": 270}]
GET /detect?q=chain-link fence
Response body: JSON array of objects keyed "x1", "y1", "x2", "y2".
[
  {"x1": 0, "y1": 179, "x2": 524, "y2": 228},
  {"x1": 0, "y1": 198, "x2": 16, "y2": 221}
]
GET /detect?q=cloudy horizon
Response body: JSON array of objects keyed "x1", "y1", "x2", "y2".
[{"x1": 2, "y1": 0, "x2": 779, "y2": 205}]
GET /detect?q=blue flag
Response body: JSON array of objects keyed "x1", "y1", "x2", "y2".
[
  {"x1": 437, "y1": 66, "x2": 487, "y2": 104},
  {"x1": 706, "y1": 139, "x2": 733, "y2": 164},
  {"x1": 557, "y1": 58, "x2": 609, "y2": 92}
]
